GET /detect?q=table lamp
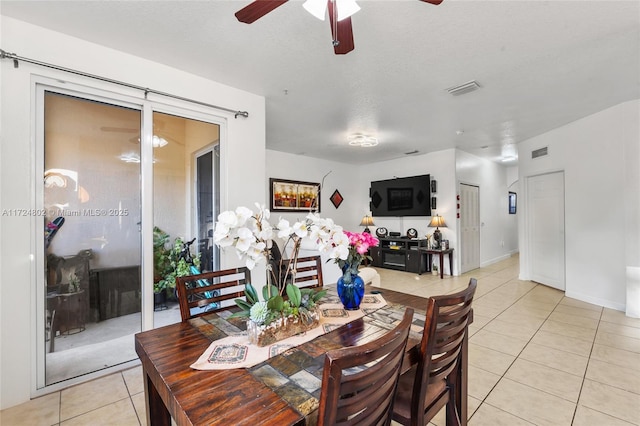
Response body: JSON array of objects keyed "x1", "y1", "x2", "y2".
[
  {"x1": 428, "y1": 214, "x2": 447, "y2": 249},
  {"x1": 359, "y1": 215, "x2": 375, "y2": 233}
]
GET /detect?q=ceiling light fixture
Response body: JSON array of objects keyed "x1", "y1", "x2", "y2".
[
  {"x1": 303, "y1": 0, "x2": 360, "y2": 21},
  {"x1": 348, "y1": 134, "x2": 378, "y2": 147},
  {"x1": 152, "y1": 135, "x2": 168, "y2": 148},
  {"x1": 446, "y1": 80, "x2": 481, "y2": 96}
]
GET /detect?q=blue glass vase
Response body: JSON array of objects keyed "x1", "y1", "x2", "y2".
[{"x1": 337, "y1": 264, "x2": 365, "y2": 310}]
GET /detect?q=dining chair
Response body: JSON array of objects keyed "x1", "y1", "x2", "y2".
[
  {"x1": 317, "y1": 307, "x2": 415, "y2": 426},
  {"x1": 175, "y1": 266, "x2": 251, "y2": 321},
  {"x1": 392, "y1": 279, "x2": 477, "y2": 426}
]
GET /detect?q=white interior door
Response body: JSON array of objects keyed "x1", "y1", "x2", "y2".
[
  {"x1": 460, "y1": 184, "x2": 480, "y2": 273},
  {"x1": 528, "y1": 171, "x2": 565, "y2": 290}
]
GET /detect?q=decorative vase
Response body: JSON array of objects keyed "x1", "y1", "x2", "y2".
[
  {"x1": 247, "y1": 307, "x2": 320, "y2": 347},
  {"x1": 337, "y1": 264, "x2": 365, "y2": 310}
]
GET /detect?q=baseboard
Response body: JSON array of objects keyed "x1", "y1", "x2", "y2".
[
  {"x1": 480, "y1": 253, "x2": 512, "y2": 268},
  {"x1": 564, "y1": 290, "x2": 626, "y2": 312}
]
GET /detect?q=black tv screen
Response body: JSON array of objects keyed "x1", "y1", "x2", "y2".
[{"x1": 369, "y1": 174, "x2": 431, "y2": 217}]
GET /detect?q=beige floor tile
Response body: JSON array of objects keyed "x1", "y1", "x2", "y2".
[
  {"x1": 601, "y1": 309, "x2": 640, "y2": 329},
  {"x1": 467, "y1": 365, "x2": 502, "y2": 400},
  {"x1": 578, "y1": 379, "x2": 640, "y2": 424},
  {"x1": 503, "y1": 303, "x2": 552, "y2": 320},
  {"x1": 495, "y1": 310, "x2": 546, "y2": 329},
  {"x1": 471, "y1": 303, "x2": 505, "y2": 319},
  {"x1": 60, "y1": 372, "x2": 130, "y2": 421},
  {"x1": 559, "y1": 297, "x2": 604, "y2": 312},
  {"x1": 519, "y1": 342, "x2": 589, "y2": 377},
  {"x1": 591, "y1": 344, "x2": 640, "y2": 372},
  {"x1": 0, "y1": 392, "x2": 60, "y2": 426},
  {"x1": 60, "y1": 398, "x2": 140, "y2": 426},
  {"x1": 585, "y1": 358, "x2": 640, "y2": 395},
  {"x1": 122, "y1": 366, "x2": 144, "y2": 396},
  {"x1": 504, "y1": 358, "x2": 583, "y2": 402},
  {"x1": 595, "y1": 331, "x2": 640, "y2": 353},
  {"x1": 485, "y1": 378, "x2": 575, "y2": 425},
  {"x1": 469, "y1": 403, "x2": 535, "y2": 425},
  {"x1": 131, "y1": 392, "x2": 147, "y2": 425},
  {"x1": 470, "y1": 329, "x2": 529, "y2": 357},
  {"x1": 483, "y1": 318, "x2": 538, "y2": 341},
  {"x1": 469, "y1": 343, "x2": 516, "y2": 376},
  {"x1": 512, "y1": 298, "x2": 558, "y2": 314},
  {"x1": 598, "y1": 321, "x2": 640, "y2": 340},
  {"x1": 573, "y1": 405, "x2": 636, "y2": 425},
  {"x1": 539, "y1": 319, "x2": 597, "y2": 342},
  {"x1": 554, "y1": 303, "x2": 603, "y2": 319},
  {"x1": 529, "y1": 329, "x2": 594, "y2": 357},
  {"x1": 548, "y1": 311, "x2": 599, "y2": 330}
]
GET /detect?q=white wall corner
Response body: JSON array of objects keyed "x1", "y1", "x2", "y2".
[{"x1": 626, "y1": 266, "x2": 640, "y2": 318}]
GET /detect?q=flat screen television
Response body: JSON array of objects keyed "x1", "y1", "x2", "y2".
[{"x1": 369, "y1": 174, "x2": 431, "y2": 217}]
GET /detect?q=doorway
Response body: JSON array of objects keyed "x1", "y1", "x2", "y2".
[
  {"x1": 527, "y1": 171, "x2": 565, "y2": 290},
  {"x1": 460, "y1": 183, "x2": 480, "y2": 273}
]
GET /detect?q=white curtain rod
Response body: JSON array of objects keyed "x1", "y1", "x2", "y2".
[{"x1": 0, "y1": 48, "x2": 249, "y2": 119}]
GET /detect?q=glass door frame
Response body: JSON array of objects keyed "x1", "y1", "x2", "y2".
[{"x1": 33, "y1": 76, "x2": 227, "y2": 394}]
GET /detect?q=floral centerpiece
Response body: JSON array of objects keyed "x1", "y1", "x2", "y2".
[
  {"x1": 334, "y1": 231, "x2": 379, "y2": 310},
  {"x1": 213, "y1": 203, "x2": 349, "y2": 345}
]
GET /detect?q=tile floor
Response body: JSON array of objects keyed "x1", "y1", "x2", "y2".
[{"x1": 2, "y1": 255, "x2": 639, "y2": 425}]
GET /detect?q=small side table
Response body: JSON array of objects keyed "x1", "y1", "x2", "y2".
[{"x1": 418, "y1": 248, "x2": 454, "y2": 279}]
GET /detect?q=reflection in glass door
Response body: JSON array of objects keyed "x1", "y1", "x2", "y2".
[{"x1": 43, "y1": 92, "x2": 142, "y2": 385}]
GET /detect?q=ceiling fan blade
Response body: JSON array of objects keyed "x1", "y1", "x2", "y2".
[
  {"x1": 419, "y1": 0, "x2": 444, "y2": 5},
  {"x1": 328, "y1": 1, "x2": 355, "y2": 55},
  {"x1": 235, "y1": 0, "x2": 289, "y2": 24}
]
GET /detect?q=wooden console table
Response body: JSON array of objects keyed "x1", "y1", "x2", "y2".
[{"x1": 418, "y1": 248, "x2": 454, "y2": 279}]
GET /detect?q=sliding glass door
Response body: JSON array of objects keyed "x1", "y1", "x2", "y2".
[
  {"x1": 42, "y1": 91, "x2": 142, "y2": 385},
  {"x1": 37, "y1": 83, "x2": 222, "y2": 390}
]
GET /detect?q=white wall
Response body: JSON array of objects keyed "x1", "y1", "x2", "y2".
[
  {"x1": 518, "y1": 100, "x2": 640, "y2": 312},
  {"x1": 456, "y1": 150, "x2": 517, "y2": 265},
  {"x1": 0, "y1": 17, "x2": 266, "y2": 409}
]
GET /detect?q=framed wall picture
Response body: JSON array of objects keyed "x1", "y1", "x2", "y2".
[
  {"x1": 430, "y1": 180, "x2": 437, "y2": 193},
  {"x1": 270, "y1": 178, "x2": 321, "y2": 213},
  {"x1": 431, "y1": 196, "x2": 437, "y2": 210},
  {"x1": 508, "y1": 192, "x2": 517, "y2": 214}
]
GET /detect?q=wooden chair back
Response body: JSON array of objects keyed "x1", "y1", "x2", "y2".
[
  {"x1": 289, "y1": 255, "x2": 324, "y2": 289},
  {"x1": 393, "y1": 278, "x2": 477, "y2": 426},
  {"x1": 317, "y1": 308, "x2": 414, "y2": 426},
  {"x1": 175, "y1": 267, "x2": 251, "y2": 322}
]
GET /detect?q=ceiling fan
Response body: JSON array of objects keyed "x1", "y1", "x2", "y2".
[{"x1": 234, "y1": 0, "x2": 443, "y2": 55}]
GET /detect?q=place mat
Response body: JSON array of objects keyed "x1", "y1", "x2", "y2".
[{"x1": 190, "y1": 294, "x2": 387, "y2": 370}]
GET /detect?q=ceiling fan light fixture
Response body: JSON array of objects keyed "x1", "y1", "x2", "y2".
[
  {"x1": 348, "y1": 134, "x2": 378, "y2": 147},
  {"x1": 303, "y1": 0, "x2": 327, "y2": 20},
  {"x1": 336, "y1": 0, "x2": 360, "y2": 21},
  {"x1": 152, "y1": 135, "x2": 168, "y2": 148}
]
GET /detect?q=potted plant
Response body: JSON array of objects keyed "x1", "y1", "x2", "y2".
[{"x1": 153, "y1": 227, "x2": 201, "y2": 304}]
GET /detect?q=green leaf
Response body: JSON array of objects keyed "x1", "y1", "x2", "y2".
[
  {"x1": 286, "y1": 284, "x2": 302, "y2": 307},
  {"x1": 267, "y1": 295, "x2": 284, "y2": 312},
  {"x1": 235, "y1": 299, "x2": 252, "y2": 312},
  {"x1": 245, "y1": 283, "x2": 258, "y2": 305},
  {"x1": 229, "y1": 310, "x2": 250, "y2": 319},
  {"x1": 262, "y1": 284, "x2": 279, "y2": 301},
  {"x1": 312, "y1": 289, "x2": 327, "y2": 302}
]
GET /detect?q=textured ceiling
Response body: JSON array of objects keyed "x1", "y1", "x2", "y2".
[{"x1": 2, "y1": 0, "x2": 639, "y2": 165}]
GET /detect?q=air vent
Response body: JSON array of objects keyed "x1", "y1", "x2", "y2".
[
  {"x1": 532, "y1": 147, "x2": 548, "y2": 159},
  {"x1": 446, "y1": 80, "x2": 481, "y2": 96}
]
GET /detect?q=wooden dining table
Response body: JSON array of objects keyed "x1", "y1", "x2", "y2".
[{"x1": 135, "y1": 286, "x2": 471, "y2": 426}]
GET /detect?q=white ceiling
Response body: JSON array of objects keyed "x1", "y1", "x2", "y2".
[{"x1": 2, "y1": 0, "x2": 639, "y2": 165}]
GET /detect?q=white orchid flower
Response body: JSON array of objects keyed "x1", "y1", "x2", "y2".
[
  {"x1": 235, "y1": 206, "x2": 253, "y2": 226},
  {"x1": 277, "y1": 219, "x2": 292, "y2": 239},
  {"x1": 292, "y1": 221, "x2": 308, "y2": 238},
  {"x1": 235, "y1": 227, "x2": 254, "y2": 252},
  {"x1": 217, "y1": 210, "x2": 239, "y2": 228}
]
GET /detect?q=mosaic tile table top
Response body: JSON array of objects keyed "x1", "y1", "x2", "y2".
[{"x1": 187, "y1": 286, "x2": 426, "y2": 423}]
